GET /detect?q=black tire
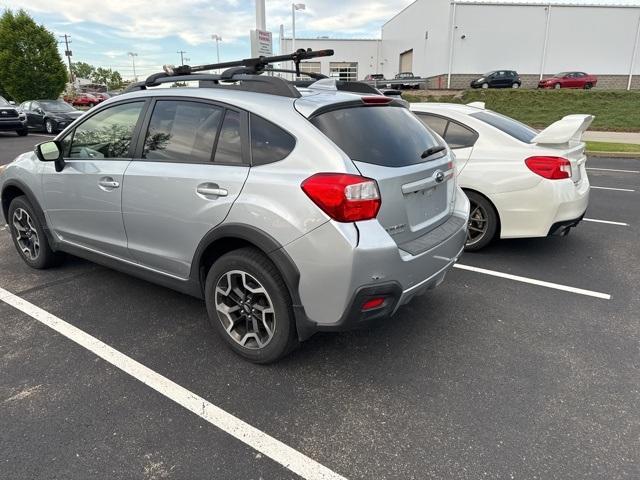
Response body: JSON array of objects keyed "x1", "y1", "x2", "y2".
[
  {"x1": 204, "y1": 247, "x2": 298, "y2": 363},
  {"x1": 464, "y1": 190, "x2": 499, "y2": 252},
  {"x1": 7, "y1": 196, "x2": 64, "y2": 269},
  {"x1": 16, "y1": 128, "x2": 28, "y2": 137},
  {"x1": 584, "y1": 82, "x2": 593, "y2": 90},
  {"x1": 44, "y1": 118, "x2": 55, "y2": 134}
]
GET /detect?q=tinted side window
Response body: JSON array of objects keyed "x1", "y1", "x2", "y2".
[
  {"x1": 470, "y1": 110, "x2": 538, "y2": 143},
  {"x1": 444, "y1": 122, "x2": 478, "y2": 149},
  {"x1": 250, "y1": 114, "x2": 296, "y2": 165},
  {"x1": 214, "y1": 110, "x2": 243, "y2": 164},
  {"x1": 143, "y1": 100, "x2": 223, "y2": 163},
  {"x1": 415, "y1": 113, "x2": 447, "y2": 137},
  {"x1": 311, "y1": 106, "x2": 442, "y2": 167},
  {"x1": 68, "y1": 102, "x2": 144, "y2": 159}
]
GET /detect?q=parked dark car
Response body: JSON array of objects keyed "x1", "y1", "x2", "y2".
[
  {"x1": 538, "y1": 71, "x2": 598, "y2": 89},
  {"x1": 20, "y1": 100, "x2": 83, "y2": 134},
  {"x1": 394, "y1": 72, "x2": 420, "y2": 89},
  {"x1": 470, "y1": 70, "x2": 521, "y2": 89},
  {"x1": 0, "y1": 96, "x2": 28, "y2": 136}
]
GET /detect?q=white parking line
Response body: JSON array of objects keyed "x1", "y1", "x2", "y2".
[
  {"x1": 0, "y1": 287, "x2": 347, "y2": 480},
  {"x1": 586, "y1": 167, "x2": 639, "y2": 174},
  {"x1": 453, "y1": 264, "x2": 611, "y2": 300},
  {"x1": 591, "y1": 186, "x2": 635, "y2": 192},
  {"x1": 28, "y1": 134, "x2": 56, "y2": 138},
  {"x1": 583, "y1": 218, "x2": 629, "y2": 226}
]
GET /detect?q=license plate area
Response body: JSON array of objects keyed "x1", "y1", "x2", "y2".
[{"x1": 404, "y1": 182, "x2": 449, "y2": 231}]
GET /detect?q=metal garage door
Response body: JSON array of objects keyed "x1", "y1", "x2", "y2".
[{"x1": 400, "y1": 49, "x2": 413, "y2": 73}]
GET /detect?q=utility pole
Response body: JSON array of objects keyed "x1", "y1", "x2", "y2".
[
  {"x1": 211, "y1": 34, "x2": 222, "y2": 64},
  {"x1": 128, "y1": 52, "x2": 138, "y2": 82},
  {"x1": 177, "y1": 50, "x2": 187, "y2": 65},
  {"x1": 59, "y1": 34, "x2": 74, "y2": 83}
]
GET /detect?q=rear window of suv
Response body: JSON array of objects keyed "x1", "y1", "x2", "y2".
[
  {"x1": 469, "y1": 110, "x2": 538, "y2": 143},
  {"x1": 311, "y1": 105, "x2": 443, "y2": 167}
]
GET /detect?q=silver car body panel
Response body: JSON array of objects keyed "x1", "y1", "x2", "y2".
[{"x1": 1, "y1": 85, "x2": 470, "y2": 336}]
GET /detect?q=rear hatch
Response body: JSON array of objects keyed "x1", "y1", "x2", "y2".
[{"x1": 309, "y1": 102, "x2": 455, "y2": 246}]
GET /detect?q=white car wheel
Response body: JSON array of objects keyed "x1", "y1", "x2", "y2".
[{"x1": 482, "y1": 83, "x2": 489, "y2": 89}]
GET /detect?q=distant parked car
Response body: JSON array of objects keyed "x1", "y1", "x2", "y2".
[
  {"x1": 91, "y1": 92, "x2": 112, "y2": 103},
  {"x1": 0, "y1": 95, "x2": 28, "y2": 136},
  {"x1": 411, "y1": 102, "x2": 592, "y2": 250},
  {"x1": 64, "y1": 93, "x2": 99, "y2": 107},
  {"x1": 394, "y1": 72, "x2": 420, "y2": 89},
  {"x1": 20, "y1": 100, "x2": 83, "y2": 134},
  {"x1": 470, "y1": 70, "x2": 521, "y2": 89},
  {"x1": 538, "y1": 72, "x2": 598, "y2": 89},
  {"x1": 364, "y1": 74, "x2": 385, "y2": 81}
]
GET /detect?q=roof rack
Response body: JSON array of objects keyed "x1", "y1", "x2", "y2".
[{"x1": 124, "y1": 49, "x2": 334, "y2": 98}]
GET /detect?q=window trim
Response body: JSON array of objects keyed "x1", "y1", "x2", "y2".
[
  {"x1": 248, "y1": 112, "x2": 297, "y2": 166},
  {"x1": 59, "y1": 98, "x2": 151, "y2": 161},
  {"x1": 414, "y1": 112, "x2": 479, "y2": 150},
  {"x1": 131, "y1": 96, "x2": 250, "y2": 166}
]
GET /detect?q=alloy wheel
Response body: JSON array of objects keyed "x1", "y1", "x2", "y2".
[
  {"x1": 214, "y1": 270, "x2": 276, "y2": 350},
  {"x1": 45, "y1": 120, "x2": 54, "y2": 134},
  {"x1": 12, "y1": 208, "x2": 40, "y2": 260},
  {"x1": 466, "y1": 200, "x2": 489, "y2": 247}
]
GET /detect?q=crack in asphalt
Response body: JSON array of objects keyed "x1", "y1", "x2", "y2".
[{"x1": 15, "y1": 268, "x2": 102, "y2": 297}]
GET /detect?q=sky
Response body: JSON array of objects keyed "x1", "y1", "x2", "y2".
[{"x1": 3, "y1": 0, "x2": 639, "y2": 80}]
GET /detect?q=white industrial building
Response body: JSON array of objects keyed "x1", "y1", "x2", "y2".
[{"x1": 281, "y1": 0, "x2": 640, "y2": 89}]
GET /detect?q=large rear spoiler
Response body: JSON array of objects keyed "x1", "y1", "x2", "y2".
[{"x1": 532, "y1": 114, "x2": 594, "y2": 145}]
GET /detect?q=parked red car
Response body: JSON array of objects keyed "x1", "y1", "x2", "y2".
[
  {"x1": 538, "y1": 72, "x2": 598, "y2": 89},
  {"x1": 92, "y1": 92, "x2": 111, "y2": 103},
  {"x1": 63, "y1": 93, "x2": 99, "y2": 107}
]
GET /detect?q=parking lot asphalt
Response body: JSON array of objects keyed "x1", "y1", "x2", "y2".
[{"x1": 1, "y1": 135, "x2": 639, "y2": 479}]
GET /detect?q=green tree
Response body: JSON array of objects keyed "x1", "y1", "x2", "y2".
[
  {"x1": 72, "y1": 61, "x2": 95, "y2": 80},
  {"x1": 91, "y1": 67, "x2": 124, "y2": 90},
  {"x1": 0, "y1": 9, "x2": 67, "y2": 102}
]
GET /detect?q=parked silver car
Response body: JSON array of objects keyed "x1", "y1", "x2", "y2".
[{"x1": 0, "y1": 55, "x2": 469, "y2": 362}]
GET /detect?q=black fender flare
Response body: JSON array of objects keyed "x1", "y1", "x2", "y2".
[
  {"x1": 189, "y1": 223, "x2": 316, "y2": 341},
  {"x1": 1, "y1": 179, "x2": 57, "y2": 248}
]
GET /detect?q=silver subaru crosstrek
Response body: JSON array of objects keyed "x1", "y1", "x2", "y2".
[{"x1": 0, "y1": 74, "x2": 469, "y2": 362}]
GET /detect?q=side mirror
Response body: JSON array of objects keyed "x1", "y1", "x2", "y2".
[
  {"x1": 9, "y1": 100, "x2": 15, "y2": 105},
  {"x1": 35, "y1": 141, "x2": 65, "y2": 172},
  {"x1": 36, "y1": 108, "x2": 45, "y2": 115}
]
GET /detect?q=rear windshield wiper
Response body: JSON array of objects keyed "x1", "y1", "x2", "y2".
[{"x1": 421, "y1": 145, "x2": 446, "y2": 159}]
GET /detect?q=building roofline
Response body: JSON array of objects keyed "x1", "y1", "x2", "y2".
[
  {"x1": 382, "y1": 1, "x2": 419, "y2": 28},
  {"x1": 453, "y1": 1, "x2": 640, "y2": 8},
  {"x1": 281, "y1": 37, "x2": 380, "y2": 42}
]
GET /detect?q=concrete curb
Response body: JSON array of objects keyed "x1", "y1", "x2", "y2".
[{"x1": 586, "y1": 151, "x2": 640, "y2": 159}]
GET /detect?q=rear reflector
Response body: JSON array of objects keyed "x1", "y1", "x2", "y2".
[
  {"x1": 362, "y1": 297, "x2": 385, "y2": 310},
  {"x1": 525, "y1": 156, "x2": 571, "y2": 180},
  {"x1": 301, "y1": 173, "x2": 381, "y2": 222},
  {"x1": 361, "y1": 96, "x2": 393, "y2": 105}
]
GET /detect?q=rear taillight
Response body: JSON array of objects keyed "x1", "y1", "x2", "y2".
[
  {"x1": 525, "y1": 156, "x2": 571, "y2": 180},
  {"x1": 301, "y1": 173, "x2": 381, "y2": 222}
]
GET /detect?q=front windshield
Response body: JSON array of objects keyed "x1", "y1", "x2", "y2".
[
  {"x1": 39, "y1": 100, "x2": 75, "y2": 112},
  {"x1": 0, "y1": 96, "x2": 9, "y2": 106},
  {"x1": 555, "y1": 72, "x2": 570, "y2": 77},
  {"x1": 483, "y1": 71, "x2": 496, "y2": 77}
]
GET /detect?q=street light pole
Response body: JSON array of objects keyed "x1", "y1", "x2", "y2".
[
  {"x1": 211, "y1": 34, "x2": 222, "y2": 63},
  {"x1": 292, "y1": 3, "x2": 306, "y2": 54},
  {"x1": 291, "y1": 3, "x2": 306, "y2": 78},
  {"x1": 177, "y1": 50, "x2": 187, "y2": 65},
  {"x1": 128, "y1": 52, "x2": 138, "y2": 81}
]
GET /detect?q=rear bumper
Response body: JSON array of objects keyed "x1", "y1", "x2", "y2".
[
  {"x1": 493, "y1": 175, "x2": 590, "y2": 239},
  {"x1": 285, "y1": 187, "x2": 469, "y2": 338}
]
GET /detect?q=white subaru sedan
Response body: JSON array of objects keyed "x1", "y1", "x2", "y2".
[{"x1": 411, "y1": 102, "x2": 593, "y2": 250}]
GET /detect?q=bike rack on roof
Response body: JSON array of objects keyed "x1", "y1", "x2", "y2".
[{"x1": 124, "y1": 49, "x2": 335, "y2": 98}]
